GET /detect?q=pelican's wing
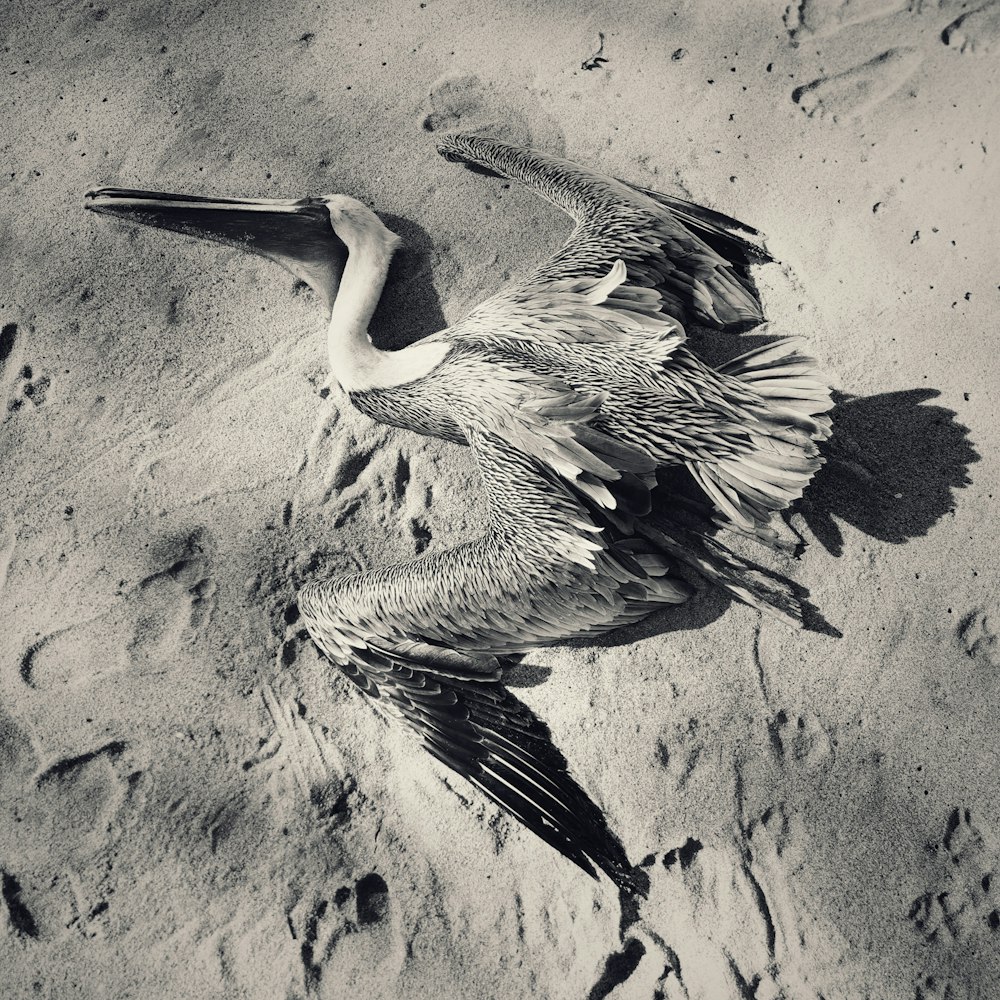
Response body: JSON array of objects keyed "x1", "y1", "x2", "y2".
[
  {"x1": 298, "y1": 388, "x2": 697, "y2": 891},
  {"x1": 436, "y1": 132, "x2": 769, "y2": 328},
  {"x1": 296, "y1": 624, "x2": 643, "y2": 892}
]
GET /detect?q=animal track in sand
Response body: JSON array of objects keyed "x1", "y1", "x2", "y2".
[
  {"x1": 19, "y1": 368, "x2": 51, "y2": 407},
  {"x1": 627, "y1": 818, "x2": 826, "y2": 1000},
  {"x1": 654, "y1": 716, "x2": 704, "y2": 790},
  {"x1": 914, "y1": 973, "x2": 961, "y2": 1000},
  {"x1": 1, "y1": 870, "x2": 39, "y2": 939},
  {"x1": 3, "y1": 351, "x2": 52, "y2": 413},
  {"x1": 0, "y1": 322, "x2": 18, "y2": 374},
  {"x1": 254, "y1": 685, "x2": 355, "y2": 823},
  {"x1": 941, "y1": 2, "x2": 1000, "y2": 53},
  {"x1": 302, "y1": 414, "x2": 391, "y2": 514},
  {"x1": 769, "y1": 708, "x2": 834, "y2": 770},
  {"x1": 957, "y1": 608, "x2": 1000, "y2": 668},
  {"x1": 302, "y1": 410, "x2": 441, "y2": 555},
  {"x1": 792, "y1": 48, "x2": 923, "y2": 121},
  {"x1": 285, "y1": 895, "x2": 334, "y2": 992},
  {"x1": 585, "y1": 938, "x2": 647, "y2": 1000},
  {"x1": 355, "y1": 872, "x2": 389, "y2": 926},
  {"x1": 288, "y1": 875, "x2": 390, "y2": 991},
  {"x1": 409, "y1": 517, "x2": 433, "y2": 554},
  {"x1": 330, "y1": 441, "x2": 379, "y2": 494},
  {"x1": 909, "y1": 808, "x2": 1000, "y2": 945},
  {"x1": 19, "y1": 529, "x2": 215, "y2": 689},
  {"x1": 392, "y1": 453, "x2": 411, "y2": 499},
  {"x1": 0, "y1": 321, "x2": 29, "y2": 416}
]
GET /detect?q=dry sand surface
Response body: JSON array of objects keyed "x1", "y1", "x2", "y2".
[{"x1": 1, "y1": 1, "x2": 998, "y2": 997}]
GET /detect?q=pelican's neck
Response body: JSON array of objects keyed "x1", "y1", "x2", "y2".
[
  {"x1": 326, "y1": 228, "x2": 451, "y2": 395},
  {"x1": 327, "y1": 236, "x2": 395, "y2": 392}
]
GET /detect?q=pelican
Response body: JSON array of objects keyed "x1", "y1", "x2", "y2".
[{"x1": 85, "y1": 133, "x2": 832, "y2": 893}]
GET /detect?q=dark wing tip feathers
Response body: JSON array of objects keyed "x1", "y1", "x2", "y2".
[{"x1": 344, "y1": 640, "x2": 642, "y2": 894}]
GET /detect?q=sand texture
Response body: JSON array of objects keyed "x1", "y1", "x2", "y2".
[{"x1": 1, "y1": 1, "x2": 998, "y2": 997}]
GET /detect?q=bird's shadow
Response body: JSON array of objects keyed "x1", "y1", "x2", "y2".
[
  {"x1": 369, "y1": 213, "x2": 448, "y2": 351},
  {"x1": 791, "y1": 388, "x2": 978, "y2": 557},
  {"x1": 686, "y1": 326, "x2": 979, "y2": 556}
]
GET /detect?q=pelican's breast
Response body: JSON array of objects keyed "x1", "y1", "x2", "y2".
[{"x1": 348, "y1": 344, "x2": 469, "y2": 445}]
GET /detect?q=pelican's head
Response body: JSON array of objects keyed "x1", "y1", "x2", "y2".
[
  {"x1": 316, "y1": 193, "x2": 403, "y2": 256},
  {"x1": 84, "y1": 187, "x2": 350, "y2": 310}
]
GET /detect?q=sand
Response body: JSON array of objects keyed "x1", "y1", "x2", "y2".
[{"x1": 1, "y1": 1, "x2": 998, "y2": 997}]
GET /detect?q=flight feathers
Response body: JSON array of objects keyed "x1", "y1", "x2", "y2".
[{"x1": 340, "y1": 636, "x2": 642, "y2": 892}]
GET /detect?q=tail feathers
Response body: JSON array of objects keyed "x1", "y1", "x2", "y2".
[
  {"x1": 700, "y1": 265, "x2": 765, "y2": 328},
  {"x1": 659, "y1": 256, "x2": 761, "y2": 329},
  {"x1": 606, "y1": 535, "x2": 694, "y2": 609},
  {"x1": 637, "y1": 518, "x2": 805, "y2": 629},
  {"x1": 688, "y1": 447, "x2": 822, "y2": 538},
  {"x1": 722, "y1": 337, "x2": 834, "y2": 426},
  {"x1": 691, "y1": 337, "x2": 833, "y2": 537}
]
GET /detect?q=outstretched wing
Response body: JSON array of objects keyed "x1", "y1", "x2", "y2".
[
  {"x1": 306, "y1": 631, "x2": 643, "y2": 891},
  {"x1": 298, "y1": 388, "x2": 694, "y2": 892},
  {"x1": 436, "y1": 132, "x2": 769, "y2": 328}
]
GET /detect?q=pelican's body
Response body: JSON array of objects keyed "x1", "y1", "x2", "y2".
[{"x1": 86, "y1": 134, "x2": 832, "y2": 891}]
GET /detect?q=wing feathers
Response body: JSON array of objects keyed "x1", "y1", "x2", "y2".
[
  {"x1": 342, "y1": 639, "x2": 641, "y2": 892},
  {"x1": 436, "y1": 132, "x2": 768, "y2": 327}
]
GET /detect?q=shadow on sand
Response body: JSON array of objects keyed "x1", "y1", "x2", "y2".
[
  {"x1": 793, "y1": 388, "x2": 978, "y2": 556},
  {"x1": 369, "y1": 212, "x2": 449, "y2": 351}
]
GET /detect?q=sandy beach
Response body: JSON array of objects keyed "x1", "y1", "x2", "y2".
[{"x1": 1, "y1": 1, "x2": 998, "y2": 997}]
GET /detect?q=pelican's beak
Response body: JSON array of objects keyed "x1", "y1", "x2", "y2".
[{"x1": 84, "y1": 188, "x2": 347, "y2": 311}]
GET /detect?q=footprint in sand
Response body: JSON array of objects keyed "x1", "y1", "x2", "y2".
[
  {"x1": 421, "y1": 71, "x2": 564, "y2": 154},
  {"x1": 32, "y1": 742, "x2": 132, "y2": 864},
  {"x1": 770, "y1": 708, "x2": 834, "y2": 770},
  {"x1": 0, "y1": 321, "x2": 24, "y2": 416},
  {"x1": 0, "y1": 706, "x2": 39, "y2": 794},
  {"x1": 784, "y1": 0, "x2": 911, "y2": 44},
  {"x1": 941, "y1": 2, "x2": 1000, "y2": 54},
  {"x1": 287, "y1": 875, "x2": 392, "y2": 992},
  {"x1": 654, "y1": 716, "x2": 705, "y2": 791},
  {"x1": 0, "y1": 722, "x2": 136, "y2": 941},
  {"x1": 422, "y1": 72, "x2": 502, "y2": 136},
  {"x1": 19, "y1": 529, "x2": 216, "y2": 689},
  {"x1": 792, "y1": 48, "x2": 923, "y2": 121}
]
